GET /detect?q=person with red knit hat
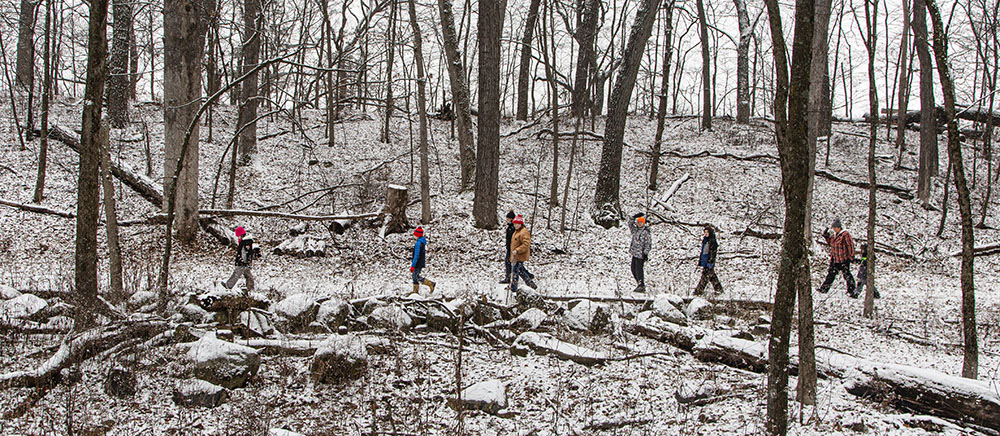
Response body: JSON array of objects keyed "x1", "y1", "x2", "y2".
[
  {"x1": 410, "y1": 226, "x2": 435, "y2": 295},
  {"x1": 509, "y1": 215, "x2": 537, "y2": 293},
  {"x1": 222, "y1": 226, "x2": 258, "y2": 293}
]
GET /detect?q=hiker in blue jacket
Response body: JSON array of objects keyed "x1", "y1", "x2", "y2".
[{"x1": 410, "y1": 227, "x2": 436, "y2": 295}]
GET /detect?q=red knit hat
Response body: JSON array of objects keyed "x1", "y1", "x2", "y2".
[
  {"x1": 413, "y1": 227, "x2": 424, "y2": 237},
  {"x1": 234, "y1": 226, "x2": 246, "y2": 237},
  {"x1": 512, "y1": 215, "x2": 524, "y2": 225}
]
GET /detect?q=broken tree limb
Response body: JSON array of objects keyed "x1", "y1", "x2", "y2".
[
  {"x1": 0, "y1": 198, "x2": 75, "y2": 218},
  {"x1": 511, "y1": 332, "x2": 607, "y2": 365},
  {"x1": 814, "y1": 169, "x2": 914, "y2": 200},
  {"x1": 197, "y1": 209, "x2": 381, "y2": 221},
  {"x1": 950, "y1": 243, "x2": 1000, "y2": 257},
  {"x1": 652, "y1": 173, "x2": 690, "y2": 212}
]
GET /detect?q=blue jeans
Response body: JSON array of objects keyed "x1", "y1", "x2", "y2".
[
  {"x1": 511, "y1": 262, "x2": 534, "y2": 291},
  {"x1": 412, "y1": 267, "x2": 424, "y2": 284}
]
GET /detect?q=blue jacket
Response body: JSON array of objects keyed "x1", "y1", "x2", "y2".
[
  {"x1": 411, "y1": 236, "x2": 427, "y2": 268},
  {"x1": 698, "y1": 234, "x2": 718, "y2": 268}
]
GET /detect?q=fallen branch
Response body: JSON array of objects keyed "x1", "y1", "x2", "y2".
[
  {"x1": 0, "y1": 198, "x2": 75, "y2": 218},
  {"x1": 652, "y1": 173, "x2": 690, "y2": 212},
  {"x1": 197, "y1": 209, "x2": 381, "y2": 221},
  {"x1": 950, "y1": 243, "x2": 1000, "y2": 257}
]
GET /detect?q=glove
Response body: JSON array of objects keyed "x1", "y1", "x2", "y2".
[
  {"x1": 707, "y1": 263, "x2": 714, "y2": 269},
  {"x1": 410, "y1": 266, "x2": 415, "y2": 273}
]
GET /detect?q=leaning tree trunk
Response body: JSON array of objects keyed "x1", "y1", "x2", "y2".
[
  {"x1": 163, "y1": 0, "x2": 212, "y2": 243},
  {"x1": 650, "y1": 0, "x2": 674, "y2": 191},
  {"x1": 98, "y1": 120, "x2": 124, "y2": 300},
  {"x1": 16, "y1": 0, "x2": 35, "y2": 92},
  {"x1": 472, "y1": 0, "x2": 505, "y2": 230},
  {"x1": 734, "y1": 0, "x2": 751, "y2": 124},
  {"x1": 764, "y1": 0, "x2": 815, "y2": 431},
  {"x1": 437, "y1": 0, "x2": 476, "y2": 191},
  {"x1": 515, "y1": 0, "x2": 542, "y2": 121},
  {"x1": 236, "y1": 0, "x2": 262, "y2": 165},
  {"x1": 76, "y1": 0, "x2": 110, "y2": 330},
  {"x1": 696, "y1": 0, "x2": 711, "y2": 130},
  {"x1": 32, "y1": 0, "x2": 52, "y2": 204},
  {"x1": 926, "y1": 0, "x2": 978, "y2": 380},
  {"x1": 913, "y1": 0, "x2": 938, "y2": 206},
  {"x1": 592, "y1": 0, "x2": 663, "y2": 229},
  {"x1": 862, "y1": 0, "x2": 878, "y2": 319},
  {"x1": 893, "y1": 0, "x2": 911, "y2": 169},
  {"x1": 571, "y1": 0, "x2": 601, "y2": 117},
  {"x1": 107, "y1": 0, "x2": 132, "y2": 127},
  {"x1": 408, "y1": 0, "x2": 431, "y2": 224}
]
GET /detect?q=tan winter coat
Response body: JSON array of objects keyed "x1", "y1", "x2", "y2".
[{"x1": 510, "y1": 227, "x2": 531, "y2": 262}]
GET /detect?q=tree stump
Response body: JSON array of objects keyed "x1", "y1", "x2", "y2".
[{"x1": 382, "y1": 184, "x2": 409, "y2": 236}]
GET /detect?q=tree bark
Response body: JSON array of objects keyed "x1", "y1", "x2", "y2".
[
  {"x1": 381, "y1": 0, "x2": 396, "y2": 144},
  {"x1": 163, "y1": 0, "x2": 212, "y2": 243},
  {"x1": 764, "y1": 0, "x2": 815, "y2": 431},
  {"x1": 437, "y1": 0, "x2": 476, "y2": 191},
  {"x1": 236, "y1": 0, "x2": 262, "y2": 165},
  {"x1": 649, "y1": 1, "x2": 674, "y2": 191},
  {"x1": 16, "y1": 0, "x2": 36, "y2": 92},
  {"x1": 696, "y1": 0, "x2": 712, "y2": 130},
  {"x1": 472, "y1": 0, "x2": 505, "y2": 230},
  {"x1": 107, "y1": 0, "x2": 132, "y2": 127},
  {"x1": 925, "y1": 0, "x2": 978, "y2": 379},
  {"x1": 32, "y1": 0, "x2": 51, "y2": 204},
  {"x1": 516, "y1": 0, "x2": 542, "y2": 121},
  {"x1": 592, "y1": 0, "x2": 663, "y2": 229},
  {"x1": 408, "y1": 0, "x2": 431, "y2": 224},
  {"x1": 804, "y1": 0, "x2": 831, "y2": 241},
  {"x1": 913, "y1": 0, "x2": 938, "y2": 206},
  {"x1": 572, "y1": 0, "x2": 601, "y2": 117},
  {"x1": 76, "y1": 0, "x2": 110, "y2": 330},
  {"x1": 894, "y1": 0, "x2": 911, "y2": 169},
  {"x1": 862, "y1": 0, "x2": 879, "y2": 319},
  {"x1": 98, "y1": 120, "x2": 124, "y2": 300},
  {"x1": 734, "y1": 0, "x2": 751, "y2": 124}
]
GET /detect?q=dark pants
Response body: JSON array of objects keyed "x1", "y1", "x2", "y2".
[
  {"x1": 511, "y1": 262, "x2": 535, "y2": 292},
  {"x1": 694, "y1": 267, "x2": 722, "y2": 295},
  {"x1": 412, "y1": 267, "x2": 424, "y2": 284},
  {"x1": 631, "y1": 257, "x2": 645, "y2": 285},
  {"x1": 855, "y1": 263, "x2": 878, "y2": 297},
  {"x1": 504, "y1": 250, "x2": 512, "y2": 280},
  {"x1": 818, "y1": 260, "x2": 855, "y2": 294}
]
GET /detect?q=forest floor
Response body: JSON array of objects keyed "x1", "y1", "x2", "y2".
[{"x1": 0, "y1": 98, "x2": 998, "y2": 435}]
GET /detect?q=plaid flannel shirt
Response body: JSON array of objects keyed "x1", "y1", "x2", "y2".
[{"x1": 824, "y1": 230, "x2": 855, "y2": 263}]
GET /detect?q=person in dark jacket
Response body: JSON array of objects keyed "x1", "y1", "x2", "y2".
[
  {"x1": 818, "y1": 218, "x2": 856, "y2": 295},
  {"x1": 223, "y1": 226, "x2": 257, "y2": 293},
  {"x1": 694, "y1": 225, "x2": 723, "y2": 295},
  {"x1": 853, "y1": 243, "x2": 881, "y2": 299},
  {"x1": 410, "y1": 227, "x2": 435, "y2": 295},
  {"x1": 500, "y1": 211, "x2": 516, "y2": 284},
  {"x1": 627, "y1": 213, "x2": 651, "y2": 293}
]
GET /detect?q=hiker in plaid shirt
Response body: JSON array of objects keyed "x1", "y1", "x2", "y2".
[{"x1": 818, "y1": 218, "x2": 856, "y2": 295}]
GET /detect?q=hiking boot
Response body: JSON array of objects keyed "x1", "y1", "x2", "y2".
[
  {"x1": 499, "y1": 277, "x2": 510, "y2": 284},
  {"x1": 412, "y1": 284, "x2": 420, "y2": 295},
  {"x1": 422, "y1": 279, "x2": 436, "y2": 294},
  {"x1": 874, "y1": 288, "x2": 881, "y2": 299},
  {"x1": 848, "y1": 290, "x2": 859, "y2": 299},
  {"x1": 633, "y1": 284, "x2": 646, "y2": 293},
  {"x1": 527, "y1": 280, "x2": 538, "y2": 290}
]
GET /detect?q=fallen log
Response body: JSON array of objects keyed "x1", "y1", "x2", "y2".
[
  {"x1": 950, "y1": 243, "x2": 1000, "y2": 257},
  {"x1": 0, "y1": 198, "x2": 76, "y2": 219},
  {"x1": 815, "y1": 170, "x2": 914, "y2": 200},
  {"x1": 197, "y1": 209, "x2": 380, "y2": 221},
  {"x1": 511, "y1": 332, "x2": 607, "y2": 365},
  {"x1": 653, "y1": 173, "x2": 690, "y2": 212}
]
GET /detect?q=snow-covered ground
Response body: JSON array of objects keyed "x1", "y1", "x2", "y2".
[{"x1": 1, "y1": 99, "x2": 998, "y2": 435}]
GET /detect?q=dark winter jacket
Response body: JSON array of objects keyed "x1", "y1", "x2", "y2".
[
  {"x1": 235, "y1": 237, "x2": 256, "y2": 267},
  {"x1": 698, "y1": 229, "x2": 718, "y2": 269},
  {"x1": 505, "y1": 222, "x2": 515, "y2": 254},
  {"x1": 412, "y1": 236, "x2": 427, "y2": 269}
]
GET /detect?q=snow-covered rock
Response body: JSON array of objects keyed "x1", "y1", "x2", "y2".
[
  {"x1": 311, "y1": 334, "x2": 368, "y2": 384},
  {"x1": 684, "y1": 298, "x2": 713, "y2": 320},
  {"x1": 127, "y1": 290, "x2": 156, "y2": 309},
  {"x1": 316, "y1": 298, "x2": 350, "y2": 330},
  {"x1": 514, "y1": 287, "x2": 552, "y2": 311},
  {"x1": 427, "y1": 305, "x2": 457, "y2": 332},
  {"x1": 565, "y1": 300, "x2": 611, "y2": 333},
  {"x1": 172, "y1": 379, "x2": 227, "y2": 408},
  {"x1": 272, "y1": 294, "x2": 319, "y2": 329},
  {"x1": 652, "y1": 295, "x2": 687, "y2": 326},
  {"x1": 0, "y1": 285, "x2": 22, "y2": 300},
  {"x1": 187, "y1": 332, "x2": 261, "y2": 389},
  {"x1": 0, "y1": 294, "x2": 48, "y2": 320},
  {"x1": 180, "y1": 303, "x2": 211, "y2": 324},
  {"x1": 368, "y1": 304, "x2": 412, "y2": 331},
  {"x1": 454, "y1": 379, "x2": 508, "y2": 414},
  {"x1": 239, "y1": 310, "x2": 275, "y2": 337},
  {"x1": 104, "y1": 368, "x2": 137, "y2": 399},
  {"x1": 674, "y1": 380, "x2": 721, "y2": 404},
  {"x1": 512, "y1": 332, "x2": 607, "y2": 365},
  {"x1": 510, "y1": 308, "x2": 547, "y2": 332}
]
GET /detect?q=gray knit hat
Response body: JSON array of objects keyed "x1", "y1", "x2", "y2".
[{"x1": 831, "y1": 218, "x2": 843, "y2": 229}]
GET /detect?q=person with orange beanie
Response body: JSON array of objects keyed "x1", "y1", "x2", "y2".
[{"x1": 628, "y1": 213, "x2": 651, "y2": 293}]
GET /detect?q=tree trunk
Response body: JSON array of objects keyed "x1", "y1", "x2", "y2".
[
  {"x1": 107, "y1": 0, "x2": 131, "y2": 127},
  {"x1": 437, "y1": 0, "x2": 476, "y2": 191},
  {"x1": 862, "y1": 0, "x2": 879, "y2": 319},
  {"x1": 98, "y1": 120, "x2": 124, "y2": 300},
  {"x1": 696, "y1": 0, "x2": 711, "y2": 130},
  {"x1": 650, "y1": 1, "x2": 674, "y2": 191},
  {"x1": 893, "y1": 0, "x2": 911, "y2": 169},
  {"x1": 163, "y1": 0, "x2": 212, "y2": 243},
  {"x1": 32, "y1": 0, "x2": 51, "y2": 204},
  {"x1": 734, "y1": 0, "x2": 751, "y2": 124},
  {"x1": 516, "y1": 0, "x2": 542, "y2": 121},
  {"x1": 538, "y1": 0, "x2": 560, "y2": 209},
  {"x1": 236, "y1": 0, "x2": 262, "y2": 165},
  {"x1": 804, "y1": 0, "x2": 831, "y2": 241},
  {"x1": 408, "y1": 0, "x2": 431, "y2": 224},
  {"x1": 16, "y1": 0, "x2": 36, "y2": 92},
  {"x1": 381, "y1": 0, "x2": 396, "y2": 144},
  {"x1": 764, "y1": 0, "x2": 815, "y2": 431},
  {"x1": 571, "y1": 0, "x2": 601, "y2": 117},
  {"x1": 913, "y1": 0, "x2": 938, "y2": 206},
  {"x1": 76, "y1": 0, "x2": 110, "y2": 330},
  {"x1": 472, "y1": 0, "x2": 505, "y2": 230},
  {"x1": 384, "y1": 184, "x2": 409, "y2": 235},
  {"x1": 592, "y1": 0, "x2": 663, "y2": 229},
  {"x1": 926, "y1": 0, "x2": 978, "y2": 380}
]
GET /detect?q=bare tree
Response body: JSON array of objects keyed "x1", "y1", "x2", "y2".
[
  {"x1": 32, "y1": 0, "x2": 52, "y2": 204},
  {"x1": 237, "y1": 0, "x2": 263, "y2": 165},
  {"x1": 649, "y1": 1, "x2": 674, "y2": 190},
  {"x1": 696, "y1": 0, "x2": 711, "y2": 130},
  {"x1": 516, "y1": 0, "x2": 542, "y2": 121},
  {"x1": 16, "y1": 0, "x2": 36, "y2": 92},
  {"x1": 913, "y1": 0, "x2": 938, "y2": 206},
  {"x1": 437, "y1": 0, "x2": 476, "y2": 191},
  {"x1": 763, "y1": 0, "x2": 815, "y2": 431},
  {"x1": 409, "y1": 0, "x2": 431, "y2": 224},
  {"x1": 893, "y1": 0, "x2": 911, "y2": 169},
  {"x1": 572, "y1": 0, "x2": 601, "y2": 117},
  {"x1": 593, "y1": 0, "x2": 663, "y2": 228},
  {"x1": 925, "y1": 0, "x2": 979, "y2": 379},
  {"x1": 804, "y1": 0, "x2": 832, "y2": 241},
  {"x1": 107, "y1": 0, "x2": 132, "y2": 127},
  {"x1": 734, "y1": 0, "x2": 751, "y2": 124},
  {"x1": 856, "y1": 0, "x2": 879, "y2": 318},
  {"x1": 472, "y1": 0, "x2": 505, "y2": 229},
  {"x1": 98, "y1": 120, "x2": 123, "y2": 299},
  {"x1": 381, "y1": 0, "x2": 396, "y2": 144},
  {"x1": 76, "y1": 0, "x2": 110, "y2": 330}
]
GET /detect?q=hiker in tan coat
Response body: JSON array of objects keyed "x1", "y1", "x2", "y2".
[{"x1": 509, "y1": 215, "x2": 537, "y2": 292}]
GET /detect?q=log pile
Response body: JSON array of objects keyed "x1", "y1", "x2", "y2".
[{"x1": 273, "y1": 235, "x2": 327, "y2": 258}]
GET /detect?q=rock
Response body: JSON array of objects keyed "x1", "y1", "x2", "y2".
[
  {"x1": 512, "y1": 332, "x2": 607, "y2": 365},
  {"x1": 197, "y1": 288, "x2": 269, "y2": 312},
  {"x1": 714, "y1": 315, "x2": 735, "y2": 327},
  {"x1": 0, "y1": 294, "x2": 48, "y2": 320},
  {"x1": 515, "y1": 287, "x2": 553, "y2": 311},
  {"x1": 751, "y1": 324, "x2": 770, "y2": 337},
  {"x1": 269, "y1": 429, "x2": 305, "y2": 436},
  {"x1": 316, "y1": 298, "x2": 350, "y2": 330},
  {"x1": 127, "y1": 290, "x2": 156, "y2": 309},
  {"x1": 652, "y1": 295, "x2": 687, "y2": 326},
  {"x1": 172, "y1": 379, "x2": 228, "y2": 408},
  {"x1": 363, "y1": 336, "x2": 393, "y2": 355},
  {"x1": 187, "y1": 332, "x2": 261, "y2": 389},
  {"x1": 368, "y1": 305, "x2": 412, "y2": 331},
  {"x1": 684, "y1": 298, "x2": 713, "y2": 320},
  {"x1": 271, "y1": 294, "x2": 319, "y2": 330},
  {"x1": 361, "y1": 298, "x2": 384, "y2": 315},
  {"x1": 238, "y1": 310, "x2": 275, "y2": 337},
  {"x1": 0, "y1": 285, "x2": 22, "y2": 300},
  {"x1": 427, "y1": 305, "x2": 458, "y2": 332},
  {"x1": 510, "y1": 308, "x2": 547, "y2": 332},
  {"x1": 756, "y1": 314, "x2": 771, "y2": 325},
  {"x1": 104, "y1": 368, "x2": 137, "y2": 399},
  {"x1": 452, "y1": 379, "x2": 508, "y2": 415},
  {"x1": 472, "y1": 302, "x2": 501, "y2": 326},
  {"x1": 565, "y1": 300, "x2": 611, "y2": 333},
  {"x1": 43, "y1": 315, "x2": 74, "y2": 331},
  {"x1": 311, "y1": 334, "x2": 368, "y2": 384},
  {"x1": 180, "y1": 304, "x2": 211, "y2": 324},
  {"x1": 305, "y1": 321, "x2": 331, "y2": 334},
  {"x1": 674, "y1": 380, "x2": 721, "y2": 404}
]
